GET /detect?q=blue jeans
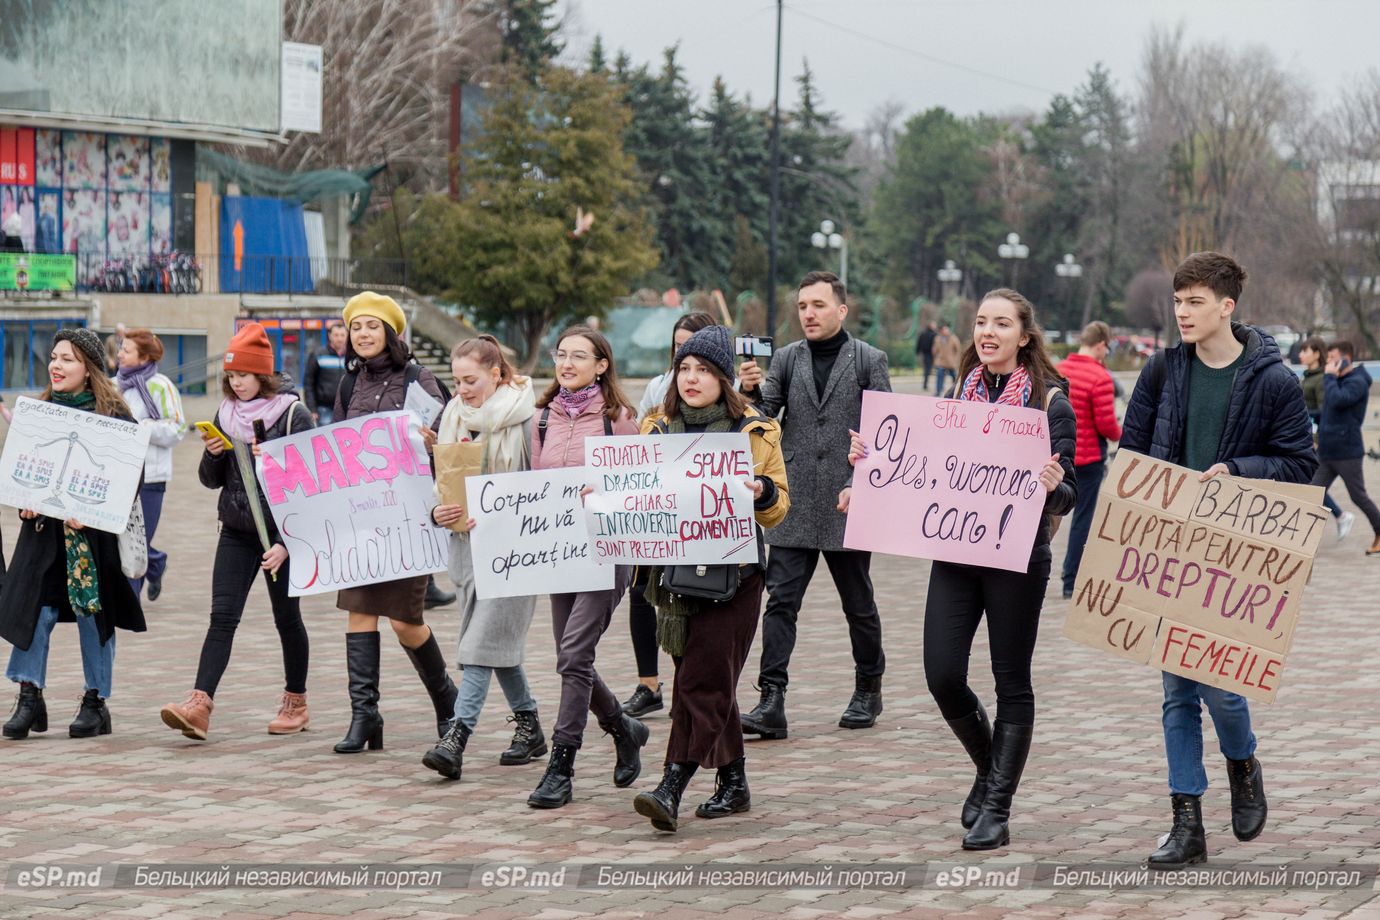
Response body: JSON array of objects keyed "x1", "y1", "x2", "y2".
[
  {"x1": 1062, "y1": 461, "x2": 1107, "y2": 594},
  {"x1": 130, "y1": 482, "x2": 167, "y2": 597},
  {"x1": 1324, "y1": 492, "x2": 1341, "y2": 516},
  {"x1": 451, "y1": 664, "x2": 536, "y2": 731},
  {"x1": 1162, "y1": 672, "x2": 1255, "y2": 796},
  {"x1": 6, "y1": 605, "x2": 116, "y2": 698},
  {"x1": 935, "y1": 367, "x2": 954, "y2": 397}
]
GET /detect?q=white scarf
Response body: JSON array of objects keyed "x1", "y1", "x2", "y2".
[{"x1": 436, "y1": 375, "x2": 536, "y2": 474}]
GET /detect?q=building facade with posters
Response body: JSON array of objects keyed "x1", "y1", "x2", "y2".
[{"x1": 0, "y1": 0, "x2": 404, "y2": 393}]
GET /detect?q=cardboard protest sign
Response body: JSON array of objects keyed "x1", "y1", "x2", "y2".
[
  {"x1": 843, "y1": 391, "x2": 1053, "y2": 572},
  {"x1": 255, "y1": 410, "x2": 448, "y2": 597},
  {"x1": 0, "y1": 396, "x2": 150, "y2": 533},
  {"x1": 466, "y1": 467, "x2": 614, "y2": 599},
  {"x1": 433, "y1": 441, "x2": 484, "y2": 533},
  {"x1": 1064, "y1": 450, "x2": 1327, "y2": 702},
  {"x1": 582, "y1": 433, "x2": 758, "y2": 566}
]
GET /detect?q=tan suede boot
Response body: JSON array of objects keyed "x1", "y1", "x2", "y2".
[
  {"x1": 160, "y1": 690, "x2": 213, "y2": 741},
  {"x1": 267, "y1": 692, "x2": 309, "y2": 734}
]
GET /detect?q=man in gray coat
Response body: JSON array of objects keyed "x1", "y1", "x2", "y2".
[{"x1": 737, "y1": 271, "x2": 892, "y2": 738}]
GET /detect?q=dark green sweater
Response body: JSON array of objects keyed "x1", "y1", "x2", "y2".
[{"x1": 1183, "y1": 349, "x2": 1245, "y2": 472}]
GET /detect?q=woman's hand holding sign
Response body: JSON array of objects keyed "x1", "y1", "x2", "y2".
[{"x1": 1038, "y1": 454, "x2": 1065, "y2": 493}]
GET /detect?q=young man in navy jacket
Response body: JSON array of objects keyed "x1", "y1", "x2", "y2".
[{"x1": 1119, "y1": 252, "x2": 1317, "y2": 869}]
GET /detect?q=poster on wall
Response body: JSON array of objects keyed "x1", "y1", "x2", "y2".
[
  {"x1": 151, "y1": 194, "x2": 172, "y2": 254},
  {"x1": 107, "y1": 135, "x2": 150, "y2": 191},
  {"x1": 281, "y1": 42, "x2": 324, "y2": 134},
  {"x1": 1, "y1": 186, "x2": 35, "y2": 251},
  {"x1": 62, "y1": 132, "x2": 105, "y2": 189},
  {"x1": 35, "y1": 130, "x2": 61, "y2": 187},
  {"x1": 35, "y1": 191, "x2": 61, "y2": 254},
  {"x1": 62, "y1": 189, "x2": 105, "y2": 255},
  {"x1": 107, "y1": 191, "x2": 148, "y2": 256},
  {"x1": 150, "y1": 138, "x2": 171, "y2": 192},
  {"x1": 0, "y1": 128, "x2": 35, "y2": 185}
]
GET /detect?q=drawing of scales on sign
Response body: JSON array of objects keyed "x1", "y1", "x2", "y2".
[{"x1": 0, "y1": 397, "x2": 149, "y2": 533}]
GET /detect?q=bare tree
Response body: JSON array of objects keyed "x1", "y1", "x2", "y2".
[
  {"x1": 1124, "y1": 267, "x2": 1175, "y2": 345},
  {"x1": 265, "y1": 0, "x2": 501, "y2": 190}
]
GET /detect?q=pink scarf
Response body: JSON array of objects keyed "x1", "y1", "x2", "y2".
[
  {"x1": 959, "y1": 363, "x2": 1032, "y2": 407},
  {"x1": 553, "y1": 382, "x2": 600, "y2": 418},
  {"x1": 219, "y1": 393, "x2": 300, "y2": 443}
]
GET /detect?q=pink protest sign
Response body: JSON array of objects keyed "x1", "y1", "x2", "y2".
[{"x1": 843, "y1": 391, "x2": 1052, "y2": 572}]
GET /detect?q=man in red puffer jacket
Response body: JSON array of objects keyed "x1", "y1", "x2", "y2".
[{"x1": 1057, "y1": 321, "x2": 1123, "y2": 597}]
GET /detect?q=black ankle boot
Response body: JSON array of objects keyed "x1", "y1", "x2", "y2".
[
  {"x1": 500, "y1": 710, "x2": 548, "y2": 766},
  {"x1": 696, "y1": 757, "x2": 750, "y2": 819},
  {"x1": 3, "y1": 682, "x2": 47, "y2": 740},
  {"x1": 602, "y1": 711, "x2": 650, "y2": 787},
  {"x1": 945, "y1": 706, "x2": 992, "y2": 829},
  {"x1": 334, "y1": 632, "x2": 384, "y2": 754},
  {"x1": 422, "y1": 721, "x2": 471, "y2": 780},
  {"x1": 962, "y1": 720, "x2": 1032, "y2": 850},
  {"x1": 1148, "y1": 794, "x2": 1207, "y2": 869},
  {"x1": 1226, "y1": 756, "x2": 1267, "y2": 841},
  {"x1": 740, "y1": 684, "x2": 787, "y2": 740},
  {"x1": 634, "y1": 762, "x2": 698, "y2": 832},
  {"x1": 621, "y1": 683, "x2": 663, "y2": 719},
  {"x1": 69, "y1": 689, "x2": 111, "y2": 738},
  {"x1": 839, "y1": 674, "x2": 883, "y2": 729},
  {"x1": 403, "y1": 631, "x2": 458, "y2": 739},
  {"x1": 423, "y1": 575, "x2": 456, "y2": 609},
  {"x1": 528, "y1": 743, "x2": 576, "y2": 808}
]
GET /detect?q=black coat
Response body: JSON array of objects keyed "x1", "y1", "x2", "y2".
[
  {"x1": 0, "y1": 401, "x2": 145, "y2": 650},
  {"x1": 1121, "y1": 323, "x2": 1317, "y2": 484},
  {"x1": 200, "y1": 400, "x2": 314, "y2": 538},
  {"x1": 1030, "y1": 382, "x2": 1078, "y2": 567}
]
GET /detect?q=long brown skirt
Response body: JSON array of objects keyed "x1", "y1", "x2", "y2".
[
  {"x1": 336, "y1": 574, "x2": 429, "y2": 624},
  {"x1": 664, "y1": 570, "x2": 764, "y2": 769}
]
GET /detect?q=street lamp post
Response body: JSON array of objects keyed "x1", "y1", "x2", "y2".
[
  {"x1": 1054, "y1": 252, "x2": 1083, "y2": 340},
  {"x1": 811, "y1": 219, "x2": 848, "y2": 290},
  {"x1": 997, "y1": 232, "x2": 1029, "y2": 287},
  {"x1": 936, "y1": 259, "x2": 962, "y2": 304}
]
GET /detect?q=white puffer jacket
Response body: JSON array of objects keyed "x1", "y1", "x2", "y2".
[{"x1": 120, "y1": 373, "x2": 187, "y2": 484}]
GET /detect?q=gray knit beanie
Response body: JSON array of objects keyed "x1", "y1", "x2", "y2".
[
  {"x1": 673, "y1": 325, "x2": 735, "y2": 380},
  {"x1": 54, "y1": 328, "x2": 105, "y2": 369}
]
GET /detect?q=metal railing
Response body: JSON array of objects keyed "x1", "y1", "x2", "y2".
[{"x1": 72, "y1": 253, "x2": 410, "y2": 296}]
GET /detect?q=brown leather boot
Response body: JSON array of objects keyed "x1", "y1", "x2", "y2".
[
  {"x1": 267, "y1": 692, "x2": 310, "y2": 734},
  {"x1": 160, "y1": 690, "x2": 213, "y2": 741},
  {"x1": 1367, "y1": 534, "x2": 1380, "y2": 556}
]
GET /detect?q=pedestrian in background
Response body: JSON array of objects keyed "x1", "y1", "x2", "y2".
[
  {"x1": 933, "y1": 323, "x2": 960, "y2": 396},
  {"x1": 915, "y1": 321, "x2": 937, "y2": 391},
  {"x1": 303, "y1": 321, "x2": 348, "y2": 425},
  {"x1": 1312, "y1": 340, "x2": 1380, "y2": 556},
  {"x1": 1058, "y1": 321, "x2": 1122, "y2": 597},
  {"x1": 1297, "y1": 336, "x2": 1349, "y2": 535},
  {"x1": 115, "y1": 329, "x2": 186, "y2": 602}
]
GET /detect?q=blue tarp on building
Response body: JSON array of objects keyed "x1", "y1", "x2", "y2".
[{"x1": 219, "y1": 196, "x2": 313, "y2": 293}]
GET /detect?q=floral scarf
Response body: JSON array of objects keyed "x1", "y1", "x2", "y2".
[
  {"x1": 552, "y1": 382, "x2": 600, "y2": 418},
  {"x1": 959, "y1": 363, "x2": 1032, "y2": 407},
  {"x1": 51, "y1": 390, "x2": 101, "y2": 616}
]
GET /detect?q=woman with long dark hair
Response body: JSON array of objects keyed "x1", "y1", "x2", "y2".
[
  {"x1": 623, "y1": 310, "x2": 718, "y2": 720},
  {"x1": 331, "y1": 292, "x2": 455, "y2": 754},
  {"x1": 631, "y1": 325, "x2": 789, "y2": 832},
  {"x1": 526, "y1": 325, "x2": 643, "y2": 808},
  {"x1": 849, "y1": 288, "x2": 1076, "y2": 850},
  {"x1": 1, "y1": 329, "x2": 145, "y2": 739}
]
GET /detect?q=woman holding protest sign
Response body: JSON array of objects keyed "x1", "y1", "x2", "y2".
[
  {"x1": 158, "y1": 322, "x2": 314, "y2": 741},
  {"x1": 526, "y1": 325, "x2": 641, "y2": 808},
  {"x1": 622, "y1": 310, "x2": 718, "y2": 721},
  {"x1": 115, "y1": 328, "x2": 186, "y2": 602},
  {"x1": 421, "y1": 334, "x2": 547, "y2": 780},
  {"x1": 1, "y1": 328, "x2": 144, "y2": 740},
  {"x1": 847, "y1": 288, "x2": 1076, "y2": 850},
  {"x1": 330, "y1": 292, "x2": 455, "y2": 754},
  {"x1": 631, "y1": 324, "x2": 790, "y2": 833}
]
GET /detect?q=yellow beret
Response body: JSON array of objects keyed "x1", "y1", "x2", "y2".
[{"x1": 343, "y1": 291, "x2": 406, "y2": 335}]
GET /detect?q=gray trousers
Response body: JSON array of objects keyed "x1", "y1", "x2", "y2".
[
  {"x1": 549, "y1": 565, "x2": 632, "y2": 748},
  {"x1": 1312, "y1": 456, "x2": 1380, "y2": 535}
]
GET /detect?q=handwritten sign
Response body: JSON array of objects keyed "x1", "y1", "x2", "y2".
[
  {"x1": 843, "y1": 391, "x2": 1053, "y2": 572},
  {"x1": 582, "y1": 433, "x2": 758, "y2": 565},
  {"x1": 0, "y1": 396, "x2": 150, "y2": 533},
  {"x1": 1063, "y1": 450, "x2": 1327, "y2": 702},
  {"x1": 466, "y1": 468, "x2": 614, "y2": 599},
  {"x1": 405, "y1": 381, "x2": 443, "y2": 428},
  {"x1": 255, "y1": 410, "x2": 449, "y2": 597}
]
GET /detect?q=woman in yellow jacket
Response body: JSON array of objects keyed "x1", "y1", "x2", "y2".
[{"x1": 631, "y1": 325, "x2": 789, "y2": 832}]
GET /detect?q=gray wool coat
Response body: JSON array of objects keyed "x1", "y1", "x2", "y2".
[{"x1": 750, "y1": 332, "x2": 891, "y2": 551}]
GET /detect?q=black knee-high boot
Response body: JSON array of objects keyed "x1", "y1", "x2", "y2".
[
  {"x1": 403, "y1": 630, "x2": 458, "y2": 739},
  {"x1": 945, "y1": 705, "x2": 992, "y2": 829},
  {"x1": 962, "y1": 720, "x2": 1032, "y2": 850},
  {"x1": 334, "y1": 632, "x2": 383, "y2": 754}
]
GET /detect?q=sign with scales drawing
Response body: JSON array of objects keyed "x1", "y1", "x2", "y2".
[{"x1": 0, "y1": 397, "x2": 150, "y2": 533}]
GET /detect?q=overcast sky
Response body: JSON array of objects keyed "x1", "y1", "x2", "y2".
[{"x1": 556, "y1": 0, "x2": 1376, "y2": 128}]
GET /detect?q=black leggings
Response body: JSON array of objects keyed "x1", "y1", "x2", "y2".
[
  {"x1": 922, "y1": 558, "x2": 1050, "y2": 727},
  {"x1": 194, "y1": 527, "x2": 309, "y2": 697},
  {"x1": 628, "y1": 567, "x2": 659, "y2": 679}
]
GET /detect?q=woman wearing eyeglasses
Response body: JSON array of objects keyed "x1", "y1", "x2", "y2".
[{"x1": 525, "y1": 326, "x2": 642, "y2": 808}]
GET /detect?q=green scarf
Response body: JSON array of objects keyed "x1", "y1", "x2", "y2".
[
  {"x1": 52, "y1": 389, "x2": 100, "y2": 616},
  {"x1": 645, "y1": 401, "x2": 735, "y2": 657}
]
